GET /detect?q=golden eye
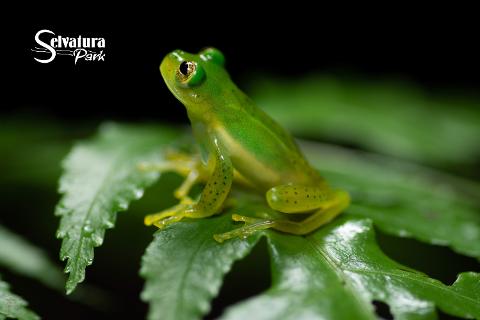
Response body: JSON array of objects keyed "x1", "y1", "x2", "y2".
[{"x1": 177, "y1": 61, "x2": 205, "y2": 86}]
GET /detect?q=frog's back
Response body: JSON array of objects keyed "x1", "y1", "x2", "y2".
[{"x1": 213, "y1": 89, "x2": 325, "y2": 190}]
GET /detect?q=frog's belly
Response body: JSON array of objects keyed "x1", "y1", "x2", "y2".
[{"x1": 215, "y1": 127, "x2": 309, "y2": 190}]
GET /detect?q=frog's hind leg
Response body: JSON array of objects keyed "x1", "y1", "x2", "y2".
[
  {"x1": 213, "y1": 186, "x2": 349, "y2": 242},
  {"x1": 267, "y1": 186, "x2": 350, "y2": 235}
]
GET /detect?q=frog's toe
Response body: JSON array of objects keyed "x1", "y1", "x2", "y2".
[
  {"x1": 144, "y1": 201, "x2": 190, "y2": 226},
  {"x1": 213, "y1": 217, "x2": 275, "y2": 243},
  {"x1": 231, "y1": 214, "x2": 260, "y2": 223},
  {"x1": 152, "y1": 214, "x2": 186, "y2": 229}
]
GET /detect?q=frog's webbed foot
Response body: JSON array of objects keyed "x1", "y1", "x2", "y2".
[{"x1": 213, "y1": 214, "x2": 276, "y2": 243}]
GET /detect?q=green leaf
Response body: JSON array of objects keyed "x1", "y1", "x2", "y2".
[
  {"x1": 55, "y1": 123, "x2": 180, "y2": 294},
  {"x1": 250, "y1": 76, "x2": 480, "y2": 165},
  {"x1": 0, "y1": 225, "x2": 110, "y2": 309},
  {"x1": 222, "y1": 217, "x2": 480, "y2": 320},
  {"x1": 56, "y1": 123, "x2": 479, "y2": 319},
  {"x1": 140, "y1": 212, "x2": 261, "y2": 320},
  {"x1": 0, "y1": 225, "x2": 64, "y2": 290},
  {"x1": 0, "y1": 277, "x2": 39, "y2": 320},
  {"x1": 302, "y1": 142, "x2": 480, "y2": 259}
]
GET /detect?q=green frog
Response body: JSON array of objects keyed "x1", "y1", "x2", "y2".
[{"x1": 142, "y1": 48, "x2": 350, "y2": 242}]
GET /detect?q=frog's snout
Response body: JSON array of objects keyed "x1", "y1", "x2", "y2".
[{"x1": 159, "y1": 55, "x2": 176, "y2": 80}]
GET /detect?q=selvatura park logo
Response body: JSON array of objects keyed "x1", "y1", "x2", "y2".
[{"x1": 32, "y1": 29, "x2": 106, "y2": 64}]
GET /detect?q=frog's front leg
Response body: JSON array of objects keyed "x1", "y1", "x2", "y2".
[
  {"x1": 214, "y1": 185, "x2": 349, "y2": 242},
  {"x1": 138, "y1": 150, "x2": 208, "y2": 200},
  {"x1": 144, "y1": 141, "x2": 233, "y2": 229}
]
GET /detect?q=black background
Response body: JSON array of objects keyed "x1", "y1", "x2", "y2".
[{"x1": 6, "y1": 15, "x2": 480, "y2": 124}]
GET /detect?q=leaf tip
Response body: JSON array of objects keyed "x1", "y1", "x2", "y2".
[{"x1": 65, "y1": 279, "x2": 79, "y2": 295}]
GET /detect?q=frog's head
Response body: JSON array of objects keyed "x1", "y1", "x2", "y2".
[{"x1": 160, "y1": 48, "x2": 230, "y2": 121}]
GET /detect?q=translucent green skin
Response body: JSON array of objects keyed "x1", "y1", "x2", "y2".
[{"x1": 157, "y1": 48, "x2": 349, "y2": 240}]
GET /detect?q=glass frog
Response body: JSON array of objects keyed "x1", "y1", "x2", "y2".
[{"x1": 141, "y1": 48, "x2": 350, "y2": 242}]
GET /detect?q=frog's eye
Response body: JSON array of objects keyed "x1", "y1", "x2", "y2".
[
  {"x1": 200, "y1": 47, "x2": 225, "y2": 66},
  {"x1": 177, "y1": 61, "x2": 205, "y2": 87}
]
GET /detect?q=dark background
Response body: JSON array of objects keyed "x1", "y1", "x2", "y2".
[
  {"x1": 3, "y1": 15, "x2": 479, "y2": 320},
  {"x1": 5, "y1": 18, "x2": 480, "y2": 124}
]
